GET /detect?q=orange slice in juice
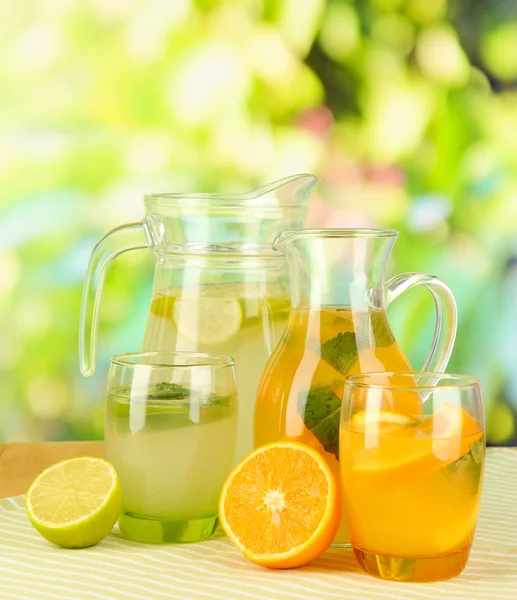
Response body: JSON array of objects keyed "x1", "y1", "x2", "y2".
[
  {"x1": 418, "y1": 402, "x2": 482, "y2": 438},
  {"x1": 350, "y1": 409, "x2": 417, "y2": 433},
  {"x1": 219, "y1": 441, "x2": 341, "y2": 569},
  {"x1": 416, "y1": 402, "x2": 483, "y2": 458},
  {"x1": 345, "y1": 406, "x2": 483, "y2": 492}
]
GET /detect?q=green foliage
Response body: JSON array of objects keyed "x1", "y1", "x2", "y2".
[{"x1": 1, "y1": 0, "x2": 516, "y2": 443}]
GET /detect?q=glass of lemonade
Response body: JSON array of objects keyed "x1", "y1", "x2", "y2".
[
  {"x1": 105, "y1": 351, "x2": 238, "y2": 544},
  {"x1": 340, "y1": 372, "x2": 485, "y2": 582}
]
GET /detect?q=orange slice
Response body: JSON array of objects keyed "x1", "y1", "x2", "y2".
[
  {"x1": 342, "y1": 405, "x2": 483, "y2": 493},
  {"x1": 345, "y1": 435, "x2": 441, "y2": 492},
  {"x1": 418, "y1": 403, "x2": 482, "y2": 438},
  {"x1": 219, "y1": 441, "x2": 341, "y2": 569},
  {"x1": 416, "y1": 403, "x2": 484, "y2": 459},
  {"x1": 350, "y1": 409, "x2": 418, "y2": 433}
]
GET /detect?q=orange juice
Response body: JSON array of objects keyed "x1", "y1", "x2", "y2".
[
  {"x1": 254, "y1": 307, "x2": 419, "y2": 544},
  {"x1": 340, "y1": 405, "x2": 485, "y2": 581}
]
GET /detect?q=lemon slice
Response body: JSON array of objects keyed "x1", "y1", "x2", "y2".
[
  {"x1": 173, "y1": 296, "x2": 242, "y2": 345},
  {"x1": 26, "y1": 457, "x2": 122, "y2": 548},
  {"x1": 350, "y1": 409, "x2": 417, "y2": 433}
]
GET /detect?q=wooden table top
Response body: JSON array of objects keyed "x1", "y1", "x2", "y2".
[
  {"x1": 0, "y1": 441, "x2": 105, "y2": 498},
  {"x1": 0, "y1": 442, "x2": 515, "y2": 500}
]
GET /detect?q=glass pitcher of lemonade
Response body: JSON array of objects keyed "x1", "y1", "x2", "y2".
[
  {"x1": 80, "y1": 175, "x2": 317, "y2": 464},
  {"x1": 254, "y1": 229, "x2": 458, "y2": 544}
]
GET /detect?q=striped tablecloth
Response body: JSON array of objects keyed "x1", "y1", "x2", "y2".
[{"x1": 0, "y1": 448, "x2": 515, "y2": 600}]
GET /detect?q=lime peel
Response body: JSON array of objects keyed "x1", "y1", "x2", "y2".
[{"x1": 26, "y1": 456, "x2": 122, "y2": 548}]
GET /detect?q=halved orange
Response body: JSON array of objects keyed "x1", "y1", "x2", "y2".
[
  {"x1": 281, "y1": 428, "x2": 341, "y2": 494},
  {"x1": 219, "y1": 441, "x2": 341, "y2": 569}
]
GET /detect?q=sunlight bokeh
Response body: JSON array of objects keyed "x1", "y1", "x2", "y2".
[{"x1": 1, "y1": 0, "x2": 516, "y2": 444}]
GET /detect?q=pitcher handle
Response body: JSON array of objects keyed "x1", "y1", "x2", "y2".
[
  {"x1": 79, "y1": 222, "x2": 150, "y2": 377},
  {"x1": 385, "y1": 273, "x2": 458, "y2": 372}
]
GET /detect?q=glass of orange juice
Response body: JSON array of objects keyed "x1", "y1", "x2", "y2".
[{"x1": 340, "y1": 372, "x2": 485, "y2": 582}]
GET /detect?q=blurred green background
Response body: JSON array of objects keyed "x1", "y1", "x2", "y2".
[{"x1": 1, "y1": 0, "x2": 516, "y2": 444}]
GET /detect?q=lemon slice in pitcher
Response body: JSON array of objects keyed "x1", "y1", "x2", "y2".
[
  {"x1": 26, "y1": 457, "x2": 122, "y2": 548},
  {"x1": 173, "y1": 296, "x2": 243, "y2": 346}
]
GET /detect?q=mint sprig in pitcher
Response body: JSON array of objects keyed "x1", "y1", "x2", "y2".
[{"x1": 254, "y1": 228, "x2": 458, "y2": 544}]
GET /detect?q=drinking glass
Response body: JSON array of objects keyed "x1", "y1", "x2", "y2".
[
  {"x1": 105, "y1": 351, "x2": 238, "y2": 543},
  {"x1": 340, "y1": 372, "x2": 485, "y2": 582}
]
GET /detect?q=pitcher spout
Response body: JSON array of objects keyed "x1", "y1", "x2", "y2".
[
  {"x1": 143, "y1": 175, "x2": 318, "y2": 251},
  {"x1": 252, "y1": 174, "x2": 318, "y2": 207}
]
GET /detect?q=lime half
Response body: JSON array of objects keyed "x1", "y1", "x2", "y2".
[
  {"x1": 173, "y1": 296, "x2": 242, "y2": 346},
  {"x1": 26, "y1": 457, "x2": 122, "y2": 548}
]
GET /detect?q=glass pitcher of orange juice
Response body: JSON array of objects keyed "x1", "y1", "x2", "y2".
[{"x1": 254, "y1": 229, "x2": 458, "y2": 544}]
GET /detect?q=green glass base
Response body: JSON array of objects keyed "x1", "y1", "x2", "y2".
[{"x1": 119, "y1": 511, "x2": 219, "y2": 544}]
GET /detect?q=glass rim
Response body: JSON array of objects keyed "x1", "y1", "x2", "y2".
[
  {"x1": 344, "y1": 371, "x2": 481, "y2": 391},
  {"x1": 274, "y1": 228, "x2": 399, "y2": 245},
  {"x1": 111, "y1": 351, "x2": 234, "y2": 370}
]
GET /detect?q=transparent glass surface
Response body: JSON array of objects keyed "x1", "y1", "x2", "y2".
[
  {"x1": 254, "y1": 229, "x2": 458, "y2": 546},
  {"x1": 81, "y1": 175, "x2": 316, "y2": 467},
  {"x1": 340, "y1": 372, "x2": 485, "y2": 582},
  {"x1": 105, "y1": 352, "x2": 238, "y2": 544}
]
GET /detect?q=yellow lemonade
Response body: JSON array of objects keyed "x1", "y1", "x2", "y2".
[
  {"x1": 254, "y1": 307, "x2": 417, "y2": 544},
  {"x1": 106, "y1": 382, "x2": 238, "y2": 543},
  {"x1": 143, "y1": 282, "x2": 290, "y2": 465},
  {"x1": 340, "y1": 405, "x2": 485, "y2": 581}
]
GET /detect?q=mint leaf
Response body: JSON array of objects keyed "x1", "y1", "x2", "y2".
[
  {"x1": 470, "y1": 439, "x2": 484, "y2": 464},
  {"x1": 369, "y1": 310, "x2": 396, "y2": 347},
  {"x1": 110, "y1": 383, "x2": 231, "y2": 419},
  {"x1": 351, "y1": 310, "x2": 396, "y2": 348},
  {"x1": 299, "y1": 386, "x2": 341, "y2": 459},
  {"x1": 320, "y1": 331, "x2": 358, "y2": 375},
  {"x1": 446, "y1": 439, "x2": 484, "y2": 473},
  {"x1": 148, "y1": 382, "x2": 189, "y2": 400},
  {"x1": 444, "y1": 439, "x2": 484, "y2": 494},
  {"x1": 298, "y1": 310, "x2": 398, "y2": 458},
  {"x1": 203, "y1": 394, "x2": 231, "y2": 408},
  {"x1": 300, "y1": 387, "x2": 341, "y2": 430},
  {"x1": 149, "y1": 383, "x2": 230, "y2": 407},
  {"x1": 312, "y1": 414, "x2": 340, "y2": 458}
]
